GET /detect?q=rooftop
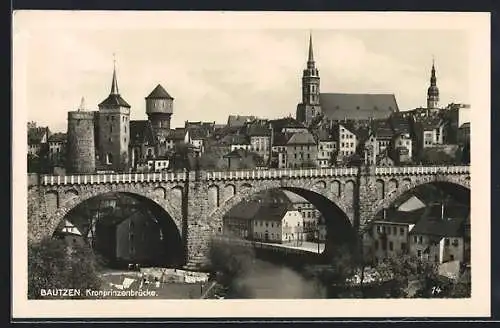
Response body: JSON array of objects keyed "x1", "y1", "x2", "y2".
[
  {"x1": 320, "y1": 93, "x2": 399, "y2": 121},
  {"x1": 146, "y1": 84, "x2": 173, "y2": 99}
]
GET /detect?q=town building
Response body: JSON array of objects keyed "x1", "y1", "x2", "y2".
[
  {"x1": 409, "y1": 203, "x2": 468, "y2": 264},
  {"x1": 314, "y1": 129, "x2": 336, "y2": 168},
  {"x1": 28, "y1": 124, "x2": 50, "y2": 156},
  {"x1": 458, "y1": 122, "x2": 470, "y2": 147},
  {"x1": 47, "y1": 132, "x2": 67, "y2": 165},
  {"x1": 333, "y1": 123, "x2": 358, "y2": 164},
  {"x1": 223, "y1": 201, "x2": 304, "y2": 243},
  {"x1": 284, "y1": 131, "x2": 318, "y2": 168}
]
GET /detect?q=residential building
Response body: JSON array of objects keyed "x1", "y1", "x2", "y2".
[
  {"x1": 129, "y1": 120, "x2": 157, "y2": 170},
  {"x1": 28, "y1": 125, "x2": 50, "y2": 156},
  {"x1": 409, "y1": 203, "x2": 469, "y2": 264},
  {"x1": 227, "y1": 115, "x2": 256, "y2": 128},
  {"x1": 47, "y1": 132, "x2": 67, "y2": 165},
  {"x1": 391, "y1": 132, "x2": 413, "y2": 164},
  {"x1": 315, "y1": 129, "x2": 336, "y2": 168},
  {"x1": 333, "y1": 123, "x2": 357, "y2": 163},
  {"x1": 246, "y1": 120, "x2": 272, "y2": 163},
  {"x1": 366, "y1": 208, "x2": 423, "y2": 263},
  {"x1": 285, "y1": 131, "x2": 318, "y2": 168},
  {"x1": 223, "y1": 201, "x2": 304, "y2": 243},
  {"x1": 458, "y1": 122, "x2": 470, "y2": 147}
]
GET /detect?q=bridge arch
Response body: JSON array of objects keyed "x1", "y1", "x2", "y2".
[
  {"x1": 56, "y1": 191, "x2": 185, "y2": 268},
  {"x1": 44, "y1": 185, "x2": 183, "y2": 243},
  {"x1": 371, "y1": 175, "x2": 470, "y2": 222},
  {"x1": 210, "y1": 180, "x2": 357, "y2": 256}
]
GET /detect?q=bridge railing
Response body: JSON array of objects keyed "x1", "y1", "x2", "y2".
[
  {"x1": 204, "y1": 167, "x2": 358, "y2": 181},
  {"x1": 38, "y1": 172, "x2": 189, "y2": 186},
  {"x1": 31, "y1": 165, "x2": 470, "y2": 186},
  {"x1": 375, "y1": 165, "x2": 470, "y2": 176}
]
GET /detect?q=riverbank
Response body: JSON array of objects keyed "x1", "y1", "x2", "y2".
[{"x1": 98, "y1": 268, "x2": 212, "y2": 299}]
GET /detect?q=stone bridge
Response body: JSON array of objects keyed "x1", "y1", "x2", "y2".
[{"x1": 27, "y1": 165, "x2": 470, "y2": 269}]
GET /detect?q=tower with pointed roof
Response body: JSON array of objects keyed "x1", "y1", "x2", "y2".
[
  {"x1": 67, "y1": 96, "x2": 96, "y2": 173},
  {"x1": 427, "y1": 58, "x2": 440, "y2": 109},
  {"x1": 97, "y1": 59, "x2": 131, "y2": 172},
  {"x1": 145, "y1": 84, "x2": 174, "y2": 133},
  {"x1": 296, "y1": 33, "x2": 322, "y2": 126}
]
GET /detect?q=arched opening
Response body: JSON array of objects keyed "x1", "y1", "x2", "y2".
[
  {"x1": 223, "y1": 184, "x2": 236, "y2": 203},
  {"x1": 208, "y1": 185, "x2": 220, "y2": 208},
  {"x1": 375, "y1": 179, "x2": 385, "y2": 200},
  {"x1": 369, "y1": 181, "x2": 470, "y2": 268},
  {"x1": 52, "y1": 192, "x2": 184, "y2": 270},
  {"x1": 221, "y1": 187, "x2": 357, "y2": 260}
]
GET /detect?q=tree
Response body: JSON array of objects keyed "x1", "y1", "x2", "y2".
[
  {"x1": 28, "y1": 237, "x2": 102, "y2": 299},
  {"x1": 207, "y1": 237, "x2": 256, "y2": 298}
]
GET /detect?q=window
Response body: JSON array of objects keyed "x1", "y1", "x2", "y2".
[
  {"x1": 434, "y1": 255, "x2": 439, "y2": 262},
  {"x1": 445, "y1": 238, "x2": 450, "y2": 246},
  {"x1": 106, "y1": 116, "x2": 110, "y2": 121},
  {"x1": 393, "y1": 226, "x2": 397, "y2": 235},
  {"x1": 389, "y1": 241, "x2": 393, "y2": 251},
  {"x1": 401, "y1": 243, "x2": 407, "y2": 252},
  {"x1": 450, "y1": 254, "x2": 455, "y2": 261},
  {"x1": 418, "y1": 236, "x2": 423, "y2": 244},
  {"x1": 413, "y1": 236, "x2": 417, "y2": 243},
  {"x1": 417, "y1": 250, "x2": 422, "y2": 258},
  {"x1": 387, "y1": 227, "x2": 391, "y2": 235},
  {"x1": 453, "y1": 239, "x2": 459, "y2": 246},
  {"x1": 382, "y1": 241, "x2": 387, "y2": 251},
  {"x1": 400, "y1": 227, "x2": 405, "y2": 236}
]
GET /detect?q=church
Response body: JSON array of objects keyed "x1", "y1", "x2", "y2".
[{"x1": 296, "y1": 34, "x2": 405, "y2": 126}]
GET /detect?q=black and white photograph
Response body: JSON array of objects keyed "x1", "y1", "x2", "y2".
[{"x1": 12, "y1": 11, "x2": 490, "y2": 318}]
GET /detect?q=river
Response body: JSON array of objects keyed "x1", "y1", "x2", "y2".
[{"x1": 231, "y1": 258, "x2": 327, "y2": 299}]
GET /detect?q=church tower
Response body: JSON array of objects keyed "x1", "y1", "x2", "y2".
[
  {"x1": 97, "y1": 58, "x2": 131, "y2": 172},
  {"x1": 296, "y1": 33, "x2": 321, "y2": 126},
  {"x1": 427, "y1": 58, "x2": 440, "y2": 110}
]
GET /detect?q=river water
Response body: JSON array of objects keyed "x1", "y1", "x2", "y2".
[{"x1": 232, "y1": 258, "x2": 327, "y2": 299}]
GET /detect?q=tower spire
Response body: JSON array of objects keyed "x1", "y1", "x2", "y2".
[
  {"x1": 308, "y1": 32, "x2": 314, "y2": 63},
  {"x1": 78, "y1": 96, "x2": 86, "y2": 111},
  {"x1": 110, "y1": 53, "x2": 119, "y2": 95},
  {"x1": 427, "y1": 56, "x2": 439, "y2": 109}
]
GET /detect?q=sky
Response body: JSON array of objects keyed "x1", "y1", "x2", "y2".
[{"x1": 14, "y1": 12, "x2": 471, "y2": 133}]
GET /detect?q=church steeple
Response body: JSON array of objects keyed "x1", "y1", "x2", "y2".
[
  {"x1": 307, "y1": 32, "x2": 315, "y2": 68},
  {"x1": 296, "y1": 31, "x2": 321, "y2": 126},
  {"x1": 110, "y1": 54, "x2": 119, "y2": 95},
  {"x1": 427, "y1": 57, "x2": 440, "y2": 109}
]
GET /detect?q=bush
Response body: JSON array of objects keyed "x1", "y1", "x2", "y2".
[
  {"x1": 28, "y1": 237, "x2": 103, "y2": 299},
  {"x1": 207, "y1": 237, "x2": 256, "y2": 298}
]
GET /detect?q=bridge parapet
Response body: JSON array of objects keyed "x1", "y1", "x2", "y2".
[
  {"x1": 29, "y1": 165, "x2": 470, "y2": 186},
  {"x1": 37, "y1": 172, "x2": 189, "y2": 186},
  {"x1": 375, "y1": 165, "x2": 470, "y2": 176},
  {"x1": 204, "y1": 167, "x2": 358, "y2": 181}
]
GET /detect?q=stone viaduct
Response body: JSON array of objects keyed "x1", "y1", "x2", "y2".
[{"x1": 27, "y1": 165, "x2": 470, "y2": 269}]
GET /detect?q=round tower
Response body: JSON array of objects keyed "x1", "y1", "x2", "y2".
[
  {"x1": 145, "y1": 84, "x2": 174, "y2": 131},
  {"x1": 67, "y1": 97, "x2": 96, "y2": 174}
]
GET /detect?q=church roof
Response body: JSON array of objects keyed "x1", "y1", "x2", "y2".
[
  {"x1": 146, "y1": 84, "x2": 174, "y2": 99},
  {"x1": 320, "y1": 93, "x2": 399, "y2": 121}
]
